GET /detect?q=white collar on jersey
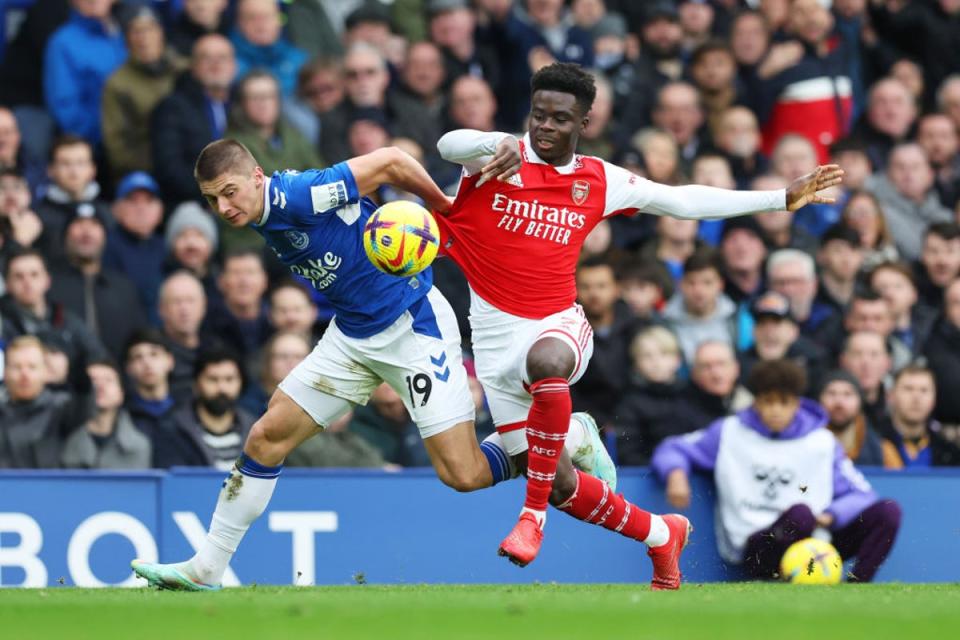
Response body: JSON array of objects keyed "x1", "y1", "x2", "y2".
[
  {"x1": 522, "y1": 132, "x2": 579, "y2": 175},
  {"x1": 256, "y1": 175, "x2": 272, "y2": 227}
]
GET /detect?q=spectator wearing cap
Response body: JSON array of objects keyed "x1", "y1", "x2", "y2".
[
  {"x1": 428, "y1": 0, "x2": 500, "y2": 96},
  {"x1": 320, "y1": 43, "x2": 437, "y2": 164},
  {"x1": 152, "y1": 34, "x2": 237, "y2": 206},
  {"x1": 0, "y1": 336, "x2": 76, "y2": 468},
  {"x1": 869, "y1": 261, "x2": 936, "y2": 357},
  {"x1": 164, "y1": 201, "x2": 221, "y2": 308},
  {"x1": 34, "y1": 136, "x2": 112, "y2": 264},
  {"x1": 815, "y1": 223, "x2": 864, "y2": 313},
  {"x1": 714, "y1": 106, "x2": 769, "y2": 188},
  {"x1": 915, "y1": 222, "x2": 960, "y2": 308},
  {"x1": 0, "y1": 169, "x2": 44, "y2": 253},
  {"x1": 123, "y1": 328, "x2": 177, "y2": 442},
  {"x1": 924, "y1": 279, "x2": 960, "y2": 444},
  {"x1": 865, "y1": 143, "x2": 952, "y2": 262},
  {"x1": 840, "y1": 190, "x2": 898, "y2": 272},
  {"x1": 227, "y1": 70, "x2": 321, "y2": 177},
  {"x1": 739, "y1": 291, "x2": 827, "y2": 395},
  {"x1": 231, "y1": 0, "x2": 307, "y2": 98},
  {"x1": 753, "y1": 0, "x2": 852, "y2": 165},
  {"x1": 767, "y1": 249, "x2": 836, "y2": 337},
  {"x1": 43, "y1": 0, "x2": 127, "y2": 146},
  {"x1": 478, "y1": 0, "x2": 594, "y2": 131},
  {"x1": 61, "y1": 361, "x2": 152, "y2": 470},
  {"x1": 879, "y1": 365, "x2": 960, "y2": 469},
  {"x1": 103, "y1": 172, "x2": 166, "y2": 324},
  {"x1": 751, "y1": 174, "x2": 819, "y2": 255},
  {"x1": 720, "y1": 216, "x2": 767, "y2": 306},
  {"x1": 571, "y1": 255, "x2": 644, "y2": 428},
  {"x1": 101, "y1": 5, "x2": 187, "y2": 184},
  {"x1": 917, "y1": 113, "x2": 960, "y2": 210},
  {"x1": 0, "y1": 108, "x2": 46, "y2": 196},
  {"x1": 819, "y1": 370, "x2": 884, "y2": 466},
  {"x1": 168, "y1": 0, "x2": 231, "y2": 57},
  {"x1": 47, "y1": 202, "x2": 146, "y2": 360},
  {"x1": 664, "y1": 249, "x2": 739, "y2": 366},
  {"x1": 0, "y1": 248, "x2": 107, "y2": 393}
]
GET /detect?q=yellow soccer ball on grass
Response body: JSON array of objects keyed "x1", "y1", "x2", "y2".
[
  {"x1": 363, "y1": 200, "x2": 440, "y2": 277},
  {"x1": 780, "y1": 537, "x2": 843, "y2": 585}
]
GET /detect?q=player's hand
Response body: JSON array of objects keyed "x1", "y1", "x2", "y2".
[
  {"x1": 815, "y1": 512, "x2": 835, "y2": 528},
  {"x1": 477, "y1": 137, "x2": 521, "y2": 187},
  {"x1": 785, "y1": 164, "x2": 844, "y2": 211},
  {"x1": 665, "y1": 469, "x2": 691, "y2": 510}
]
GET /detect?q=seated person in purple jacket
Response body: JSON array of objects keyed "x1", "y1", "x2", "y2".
[{"x1": 652, "y1": 358, "x2": 901, "y2": 582}]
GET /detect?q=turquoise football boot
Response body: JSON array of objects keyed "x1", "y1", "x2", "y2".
[
  {"x1": 131, "y1": 559, "x2": 221, "y2": 591},
  {"x1": 570, "y1": 412, "x2": 618, "y2": 491}
]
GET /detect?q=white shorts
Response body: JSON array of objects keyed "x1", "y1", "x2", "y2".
[
  {"x1": 278, "y1": 287, "x2": 474, "y2": 439},
  {"x1": 468, "y1": 289, "x2": 594, "y2": 455}
]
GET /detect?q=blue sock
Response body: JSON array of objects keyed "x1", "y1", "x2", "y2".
[
  {"x1": 480, "y1": 440, "x2": 509, "y2": 486},
  {"x1": 236, "y1": 452, "x2": 283, "y2": 479}
]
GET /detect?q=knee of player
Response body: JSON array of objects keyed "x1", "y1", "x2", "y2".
[
  {"x1": 440, "y1": 467, "x2": 487, "y2": 493},
  {"x1": 548, "y1": 467, "x2": 578, "y2": 505},
  {"x1": 525, "y1": 340, "x2": 576, "y2": 382}
]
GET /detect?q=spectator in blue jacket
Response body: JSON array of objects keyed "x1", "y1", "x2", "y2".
[
  {"x1": 231, "y1": 0, "x2": 307, "y2": 98},
  {"x1": 103, "y1": 172, "x2": 166, "y2": 325},
  {"x1": 43, "y1": 0, "x2": 127, "y2": 146},
  {"x1": 653, "y1": 358, "x2": 901, "y2": 582}
]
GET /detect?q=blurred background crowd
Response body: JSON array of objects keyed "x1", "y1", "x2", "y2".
[{"x1": 1, "y1": 0, "x2": 959, "y2": 474}]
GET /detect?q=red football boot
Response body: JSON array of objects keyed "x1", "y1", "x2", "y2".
[
  {"x1": 648, "y1": 514, "x2": 693, "y2": 590},
  {"x1": 498, "y1": 512, "x2": 544, "y2": 567}
]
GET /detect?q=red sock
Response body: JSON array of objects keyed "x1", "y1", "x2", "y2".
[
  {"x1": 523, "y1": 377, "x2": 572, "y2": 512},
  {"x1": 558, "y1": 470, "x2": 653, "y2": 542}
]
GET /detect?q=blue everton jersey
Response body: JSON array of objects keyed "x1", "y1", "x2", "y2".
[{"x1": 253, "y1": 163, "x2": 431, "y2": 338}]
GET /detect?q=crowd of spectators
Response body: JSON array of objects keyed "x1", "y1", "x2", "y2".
[{"x1": 1, "y1": 0, "x2": 959, "y2": 485}]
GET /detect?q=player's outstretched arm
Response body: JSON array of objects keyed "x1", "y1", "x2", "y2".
[
  {"x1": 437, "y1": 129, "x2": 519, "y2": 183},
  {"x1": 347, "y1": 146, "x2": 451, "y2": 213}
]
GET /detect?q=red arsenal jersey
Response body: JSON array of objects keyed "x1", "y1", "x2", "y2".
[{"x1": 437, "y1": 138, "x2": 650, "y2": 319}]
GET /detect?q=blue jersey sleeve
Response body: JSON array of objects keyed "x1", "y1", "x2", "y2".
[{"x1": 266, "y1": 163, "x2": 360, "y2": 227}]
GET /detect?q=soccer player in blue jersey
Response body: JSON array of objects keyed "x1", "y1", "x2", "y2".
[{"x1": 131, "y1": 140, "x2": 612, "y2": 590}]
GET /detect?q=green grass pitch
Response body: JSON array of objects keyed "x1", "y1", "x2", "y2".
[{"x1": 3, "y1": 583, "x2": 958, "y2": 640}]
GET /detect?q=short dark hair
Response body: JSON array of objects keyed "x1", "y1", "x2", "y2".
[
  {"x1": 850, "y1": 288, "x2": 885, "y2": 307},
  {"x1": 123, "y1": 328, "x2": 172, "y2": 364},
  {"x1": 530, "y1": 62, "x2": 596, "y2": 116},
  {"x1": 820, "y1": 222, "x2": 861, "y2": 248},
  {"x1": 926, "y1": 221, "x2": 960, "y2": 242},
  {"x1": 682, "y1": 247, "x2": 723, "y2": 278},
  {"x1": 270, "y1": 278, "x2": 315, "y2": 303},
  {"x1": 49, "y1": 134, "x2": 92, "y2": 164},
  {"x1": 194, "y1": 139, "x2": 257, "y2": 184},
  {"x1": 193, "y1": 346, "x2": 246, "y2": 387},
  {"x1": 3, "y1": 247, "x2": 48, "y2": 280},
  {"x1": 618, "y1": 259, "x2": 674, "y2": 299},
  {"x1": 223, "y1": 247, "x2": 265, "y2": 270},
  {"x1": 747, "y1": 359, "x2": 807, "y2": 399},
  {"x1": 691, "y1": 39, "x2": 734, "y2": 68},
  {"x1": 893, "y1": 363, "x2": 934, "y2": 386}
]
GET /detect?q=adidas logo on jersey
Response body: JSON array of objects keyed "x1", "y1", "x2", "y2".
[{"x1": 504, "y1": 174, "x2": 524, "y2": 187}]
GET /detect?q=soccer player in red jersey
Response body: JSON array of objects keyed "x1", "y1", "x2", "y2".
[{"x1": 436, "y1": 63, "x2": 843, "y2": 588}]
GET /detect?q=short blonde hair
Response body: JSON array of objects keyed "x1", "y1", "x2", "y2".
[
  {"x1": 630, "y1": 326, "x2": 681, "y2": 362},
  {"x1": 6, "y1": 335, "x2": 46, "y2": 356}
]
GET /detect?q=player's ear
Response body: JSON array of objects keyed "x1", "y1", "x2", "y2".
[
  {"x1": 580, "y1": 114, "x2": 590, "y2": 134},
  {"x1": 253, "y1": 165, "x2": 264, "y2": 185}
]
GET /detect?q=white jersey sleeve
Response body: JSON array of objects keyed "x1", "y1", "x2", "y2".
[
  {"x1": 437, "y1": 129, "x2": 516, "y2": 176},
  {"x1": 602, "y1": 161, "x2": 787, "y2": 220}
]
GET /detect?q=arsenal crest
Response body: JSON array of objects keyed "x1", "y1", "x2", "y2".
[{"x1": 572, "y1": 180, "x2": 590, "y2": 205}]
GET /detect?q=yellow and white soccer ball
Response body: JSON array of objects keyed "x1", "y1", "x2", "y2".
[
  {"x1": 780, "y1": 538, "x2": 843, "y2": 585},
  {"x1": 363, "y1": 200, "x2": 440, "y2": 277}
]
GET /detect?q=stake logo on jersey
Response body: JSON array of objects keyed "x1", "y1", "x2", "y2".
[{"x1": 252, "y1": 165, "x2": 432, "y2": 339}]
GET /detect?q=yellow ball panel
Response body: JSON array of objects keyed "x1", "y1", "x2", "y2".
[
  {"x1": 780, "y1": 538, "x2": 843, "y2": 585},
  {"x1": 363, "y1": 200, "x2": 440, "y2": 277}
]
